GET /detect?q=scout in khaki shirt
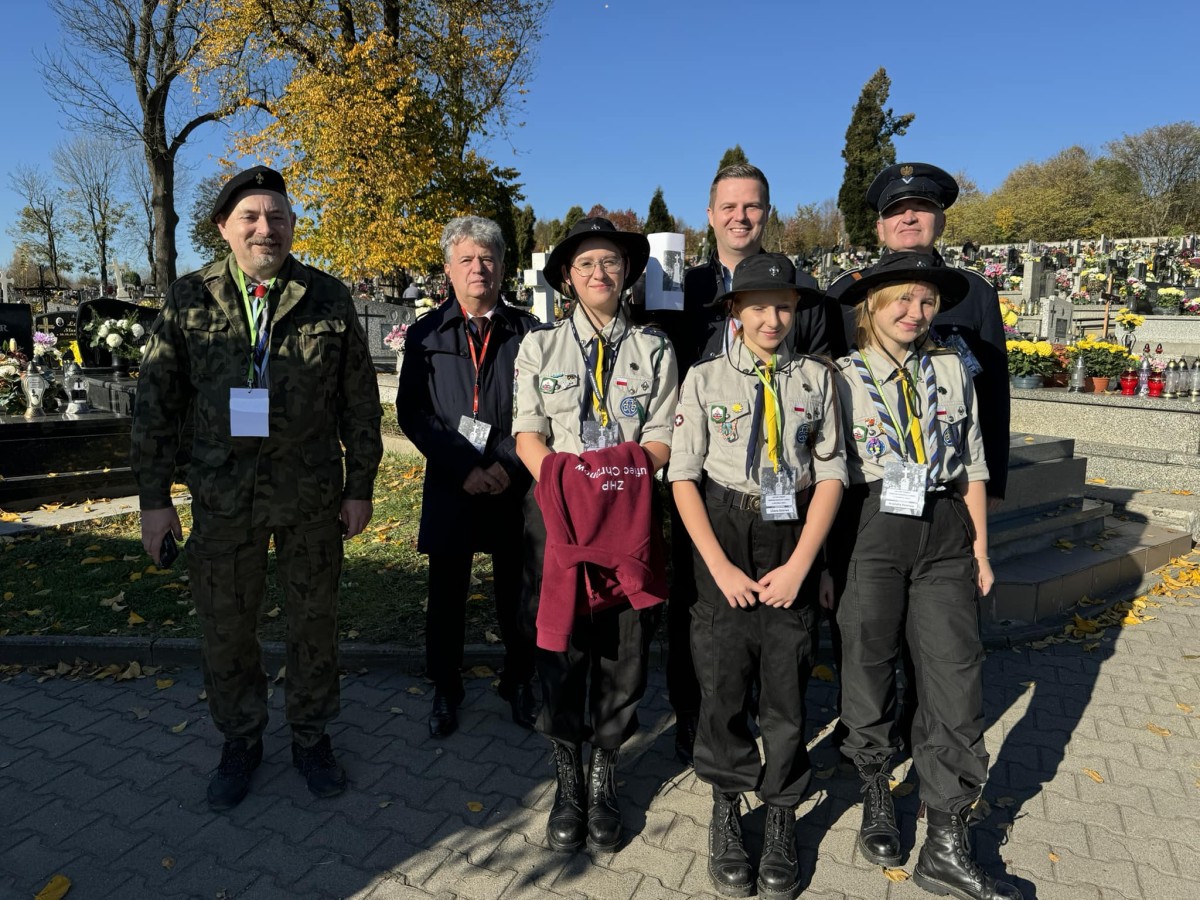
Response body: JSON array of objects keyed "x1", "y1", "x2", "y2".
[
  {"x1": 830, "y1": 253, "x2": 1022, "y2": 900},
  {"x1": 669, "y1": 253, "x2": 846, "y2": 900},
  {"x1": 512, "y1": 217, "x2": 678, "y2": 857}
]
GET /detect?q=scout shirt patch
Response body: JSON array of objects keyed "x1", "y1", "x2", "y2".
[
  {"x1": 674, "y1": 412, "x2": 684, "y2": 428},
  {"x1": 852, "y1": 425, "x2": 868, "y2": 443},
  {"x1": 795, "y1": 423, "x2": 810, "y2": 445},
  {"x1": 619, "y1": 396, "x2": 642, "y2": 418},
  {"x1": 865, "y1": 435, "x2": 886, "y2": 458},
  {"x1": 709, "y1": 402, "x2": 747, "y2": 443},
  {"x1": 539, "y1": 373, "x2": 580, "y2": 394}
]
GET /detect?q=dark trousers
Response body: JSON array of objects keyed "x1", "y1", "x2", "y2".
[
  {"x1": 836, "y1": 486, "x2": 988, "y2": 814},
  {"x1": 521, "y1": 488, "x2": 661, "y2": 749},
  {"x1": 426, "y1": 536, "x2": 532, "y2": 703},
  {"x1": 188, "y1": 516, "x2": 343, "y2": 749},
  {"x1": 691, "y1": 485, "x2": 818, "y2": 808},
  {"x1": 666, "y1": 482, "x2": 701, "y2": 716}
]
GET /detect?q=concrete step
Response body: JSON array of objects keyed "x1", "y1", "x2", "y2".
[
  {"x1": 1084, "y1": 481, "x2": 1200, "y2": 541},
  {"x1": 1076, "y1": 439, "x2": 1200, "y2": 493},
  {"x1": 1008, "y1": 434, "x2": 1075, "y2": 466},
  {"x1": 991, "y1": 455, "x2": 1088, "y2": 523},
  {"x1": 983, "y1": 516, "x2": 1192, "y2": 642},
  {"x1": 990, "y1": 498, "x2": 1112, "y2": 563}
]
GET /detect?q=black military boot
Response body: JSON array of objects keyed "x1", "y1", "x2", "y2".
[
  {"x1": 913, "y1": 807, "x2": 1023, "y2": 900},
  {"x1": 546, "y1": 740, "x2": 586, "y2": 852},
  {"x1": 757, "y1": 803, "x2": 800, "y2": 900},
  {"x1": 207, "y1": 739, "x2": 263, "y2": 811},
  {"x1": 586, "y1": 746, "x2": 622, "y2": 852},
  {"x1": 292, "y1": 734, "x2": 348, "y2": 798},
  {"x1": 707, "y1": 792, "x2": 753, "y2": 898},
  {"x1": 858, "y1": 763, "x2": 902, "y2": 866}
]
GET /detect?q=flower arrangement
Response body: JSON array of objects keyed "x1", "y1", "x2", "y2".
[
  {"x1": 384, "y1": 323, "x2": 408, "y2": 353},
  {"x1": 1068, "y1": 338, "x2": 1132, "y2": 378},
  {"x1": 1158, "y1": 287, "x2": 1186, "y2": 313},
  {"x1": 999, "y1": 298, "x2": 1020, "y2": 328},
  {"x1": 1055, "y1": 271, "x2": 1073, "y2": 293},
  {"x1": 1006, "y1": 339, "x2": 1058, "y2": 377},
  {"x1": 85, "y1": 314, "x2": 146, "y2": 362},
  {"x1": 1121, "y1": 278, "x2": 1147, "y2": 301},
  {"x1": 983, "y1": 262, "x2": 1005, "y2": 284},
  {"x1": 0, "y1": 341, "x2": 28, "y2": 414},
  {"x1": 32, "y1": 331, "x2": 64, "y2": 367},
  {"x1": 1114, "y1": 308, "x2": 1145, "y2": 333}
]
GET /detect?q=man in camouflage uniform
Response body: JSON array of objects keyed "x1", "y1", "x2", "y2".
[{"x1": 130, "y1": 166, "x2": 383, "y2": 811}]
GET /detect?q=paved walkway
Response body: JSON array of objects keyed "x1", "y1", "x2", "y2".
[{"x1": 2, "y1": 587, "x2": 1199, "y2": 900}]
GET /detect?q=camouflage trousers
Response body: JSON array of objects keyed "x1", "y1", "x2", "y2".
[{"x1": 188, "y1": 516, "x2": 344, "y2": 749}]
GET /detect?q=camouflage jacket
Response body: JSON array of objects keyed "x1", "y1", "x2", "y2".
[{"x1": 130, "y1": 255, "x2": 383, "y2": 526}]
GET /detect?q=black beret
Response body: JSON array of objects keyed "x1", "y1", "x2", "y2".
[
  {"x1": 210, "y1": 166, "x2": 290, "y2": 222},
  {"x1": 866, "y1": 162, "x2": 959, "y2": 214}
]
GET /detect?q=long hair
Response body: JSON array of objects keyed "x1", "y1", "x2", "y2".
[{"x1": 855, "y1": 281, "x2": 942, "y2": 351}]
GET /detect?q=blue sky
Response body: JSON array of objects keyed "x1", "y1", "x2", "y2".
[{"x1": 0, "y1": 0, "x2": 1191, "y2": 276}]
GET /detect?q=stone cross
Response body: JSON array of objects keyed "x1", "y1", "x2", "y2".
[
  {"x1": 524, "y1": 251, "x2": 556, "y2": 324},
  {"x1": 112, "y1": 261, "x2": 128, "y2": 298},
  {"x1": 0, "y1": 270, "x2": 12, "y2": 303}
]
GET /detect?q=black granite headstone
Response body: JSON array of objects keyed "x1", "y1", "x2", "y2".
[
  {"x1": 75, "y1": 298, "x2": 159, "y2": 368},
  {"x1": 0, "y1": 303, "x2": 34, "y2": 359},
  {"x1": 36, "y1": 311, "x2": 78, "y2": 345}
]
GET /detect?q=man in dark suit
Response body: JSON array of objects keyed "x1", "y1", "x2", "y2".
[{"x1": 398, "y1": 216, "x2": 539, "y2": 738}]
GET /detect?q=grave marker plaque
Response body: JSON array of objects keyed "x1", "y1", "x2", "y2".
[{"x1": 0, "y1": 303, "x2": 34, "y2": 358}]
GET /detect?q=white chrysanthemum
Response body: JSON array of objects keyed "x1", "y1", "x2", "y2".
[
  {"x1": 131, "y1": 324, "x2": 145, "y2": 339},
  {"x1": 0, "y1": 364, "x2": 17, "y2": 378},
  {"x1": 97, "y1": 323, "x2": 110, "y2": 338},
  {"x1": 106, "y1": 333, "x2": 123, "y2": 349}
]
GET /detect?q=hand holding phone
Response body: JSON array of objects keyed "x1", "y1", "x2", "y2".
[{"x1": 159, "y1": 531, "x2": 181, "y2": 568}]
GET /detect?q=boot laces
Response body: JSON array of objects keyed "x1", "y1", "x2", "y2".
[
  {"x1": 552, "y1": 744, "x2": 582, "y2": 804},
  {"x1": 861, "y1": 772, "x2": 897, "y2": 828},
  {"x1": 590, "y1": 750, "x2": 619, "y2": 803},
  {"x1": 296, "y1": 734, "x2": 336, "y2": 771},
  {"x1": 950, "y1": 816, "x2": 987, "y2": 882},
  {"x1": 715, "y1": 796, "x2": 743, "y2": 843},
  {"x1": 763, "y1": 806, "x2": 796, "y2": 857}
]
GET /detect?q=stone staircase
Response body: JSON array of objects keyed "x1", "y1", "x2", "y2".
[{"x1": 981, "y1": 434, "x2": 1192, "y2": 643}]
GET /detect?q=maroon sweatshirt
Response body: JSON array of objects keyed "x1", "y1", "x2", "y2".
[{"x1": 534, "y1": 442, "x2": 667, "y2": 652}]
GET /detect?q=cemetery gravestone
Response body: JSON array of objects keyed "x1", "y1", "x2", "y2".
[
  {"x1": 1042, "y1": 296, "x2": 1073, "y2": 343},
  {"x1": 0, "y1": 303, "x2": 34, "y2": 358},
  {"x1": 354, "y1": 299, "x2": 415, "y2": 359},
  {"x1": 0, "y1": 270, "x2": 13, "y2": 303}
]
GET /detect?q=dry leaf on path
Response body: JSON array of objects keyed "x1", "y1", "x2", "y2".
[
  {"x1": 33, "y1": 874, "x2": 71, "y2": 900},
  {"x1": 161, "y1": 857, "x2": 175, "y2": 870},
  {"x1": 405, "y1": 686, "x2": 425, "y2": 695},
  {"x1": 883, "y1": 868, "x2": 910, "y2": 882},
  {"x1": 1082, "y1": 768, "x2": 1105, "y2": 783},
  {"x1": 156, "y1": 678, "x2": 174, "y2": 690},
  {"x1": 130, "y1": 706, "x2": 149, "y2": 720},
  {"x1": 1147, "y1": 723, "x2": 1172, "y2": 737},
  {"x1": 1049, "y1": 852, "x2": 1060, "y2": 862},
  {"x1": 170, "y1": 720, "x2": 188, "y2": 734},
  {"x1": 1177, "y1": 703, "x2": 1194, "y2": 714},
  {"x1": 466, "y1": 801, "x2": 484, "y2": 812},
  {"x1": 265, "y1": 606, "x2": 281, "y2": 618}
]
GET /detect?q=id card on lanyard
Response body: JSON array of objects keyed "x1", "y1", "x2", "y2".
[
  {"x1": 457, "y1": 308, "x2": 494, "y2": 452},
  {"x1": 230, "y1": 270, "x2": 274, "y2": 437}
]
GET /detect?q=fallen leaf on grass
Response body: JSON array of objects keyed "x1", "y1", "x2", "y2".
[
  {"x1": 466, "y1": 801, "x2": 484, "y2": 812},
  {"x1": 1049, "y1": 852, "x2": 1060, "y2": 862},
  {"x1": 2, "y1": 592, "x2": 12, "y2": 602},
  {"x1": 84, "y1": 544, "x2": 102, "y2": 552},
  {"x1": 345, "y1": 629, "x2": 360, "y2": 639},
  {"x1": 128, "y1": 572, "x2": 142, "y2": 582},
  {"x1": 1082, "y1": 768, "x2": 1105, "y2": 783},
  {"x1": 1147, "y1": 723, "x2": 1172, "y2": 737},
  {"x1": 99, "y1": 591, "x2": 126, "y2": 611},
  {"x1": 273, "y1": 666, "x2": 286, "y2": 683},
  {"x1": 811, "y1": 664, "x2": 835, "y2": 682},
  {"x1": 468, "y1": 593, "x2": 487, "y2": 601},
  {"x1": 161, "y1": 857, "x2": 175, "y2": 870},
  {"x1": 484, "y1": 630, "x2": 501, "y2": 644},
  {"x1": 127, "y1": 611, "x2": 145, "y2": 626},
  {"x1": 81, "y1": 556, "x2": 115, "y2": 565},
  {"x1": 130, "y1": 706, "x2": 149, "y2": 720},
  {"x1": 883, "y1": 868, "x2": 910, "y2": 882},
  {"x1": 169, "y1": 720, "x2": 188, "y2": 734},
  {"x1": 156, "y1": 678, "x2": 174, "y2": 690},
  {"x1": 265, "y1": 606, "x2": 281, "y2": 619},
  {"x1": 33, "y1": 874, "x2": 71, "y2": 900}
]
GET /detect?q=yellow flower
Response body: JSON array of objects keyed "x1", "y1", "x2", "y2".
[
  {"x1": 1034, "y1": 341, "x2": 1053, "y2": 357},
  {"x1": 1018, "y1": 340, "x2": 1036, "y2": 355},
  {"x1": 1002, "y1": 309, "x2": 1018, "y2": 327}
]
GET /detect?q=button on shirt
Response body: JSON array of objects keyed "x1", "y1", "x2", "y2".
[
  {"x1": 834, "y1": 345, "x2": 988, "y2": 487},
  {"x1": 512, "y1": 304, "x2": 679, "y2": 454},
  {"x1": 669, "y1": 341, "x2": 847, "y2": 495}
]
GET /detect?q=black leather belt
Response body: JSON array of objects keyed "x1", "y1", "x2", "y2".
[{"x1": 706, "y1": 480, "x2": 813, "y2": 512}]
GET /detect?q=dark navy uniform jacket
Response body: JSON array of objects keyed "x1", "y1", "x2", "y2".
[
  {"x1": 825, "y1": 249, "x2": 1010, "y2": 499},
  {"x1": 397, "y1": 297, "x2": 538, "y2": 552}
]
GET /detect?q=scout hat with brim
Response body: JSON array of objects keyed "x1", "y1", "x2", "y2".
[
  {"x1": 210, "y1": 165, "x2": 289, "y2": 222},
  {"x1": 837, "y1": 252, "x2": 969, "y2": 312},
  {"x1": 708, "y1": 253, "x2": 825, "y2": 307},
  {"x1": 543, "y1": 217, "x2": 650, "y2": 294}
]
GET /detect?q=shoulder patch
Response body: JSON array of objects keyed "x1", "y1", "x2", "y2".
[
  {"x1": 634, "y1": 324, "x2": 668, "y2": 339},
  {"x1": 835, "y1": 355, "x2": 854, "y2": 370}
]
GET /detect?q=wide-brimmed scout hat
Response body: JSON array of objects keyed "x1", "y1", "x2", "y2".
[
  {"x1": 543, "y1": 217, "x2": 650, "y2": 294},
  {"x1": 708, "y1": 253, "x2": 825, "y2": 307},
  {"x1": 837, "y1": 251, "x2": 969, "y2": 312},
  {"x1": 866, "y1": 162, "x2": 959, "y2": 214},
  {"x1": 210, "y1": 165, "x2": 290, "y2": 222}
]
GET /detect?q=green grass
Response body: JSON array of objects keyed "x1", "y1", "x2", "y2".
[{"x1": 0, "y1": 454, "x2": 505, "y2": 647}]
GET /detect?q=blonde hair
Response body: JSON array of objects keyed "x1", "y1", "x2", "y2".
[{"x1": 855, "y1": 281, "x2": 942, "y2": 351}]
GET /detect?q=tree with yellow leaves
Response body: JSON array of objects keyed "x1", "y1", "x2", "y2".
[{"x1": 198, "y1": 0, "x2": 550, "y2": 278}]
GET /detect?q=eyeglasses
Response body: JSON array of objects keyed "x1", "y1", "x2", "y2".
[{"x1": 571, "y1": 257, "x2": 624, "y2": 277}]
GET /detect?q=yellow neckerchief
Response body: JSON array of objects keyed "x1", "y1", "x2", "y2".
[
  {"x1": 573, "y1": 302, "x2": 622, "y2": 428},
  {"x1": 752, "y1": 352, "x2": 782, "y2": 472},
  {"x1": 862, "y1": 347, "x2": 926, "y2": 465}
]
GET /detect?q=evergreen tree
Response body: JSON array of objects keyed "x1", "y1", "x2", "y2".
[
  {"x1": 644, "y1": 187, "x2": 674, "y2": 234},
  {"x1": 564, "y1": 205, "x2": 586, "y2": 231},
  {"x1": 514, "y1": 204, "x2": 536, "y2": 272},
  {"x1": 837, "y1": 68, "x2": 915, "y2": 248}
]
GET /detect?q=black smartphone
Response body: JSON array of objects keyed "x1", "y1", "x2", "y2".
[{"x1": 159, "y1": 532, "x2": 181, "y2": 568}]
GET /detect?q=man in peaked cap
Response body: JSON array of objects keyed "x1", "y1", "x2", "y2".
[{"x1": 131, "y1": 165, "x2": 383, "y2": 811}]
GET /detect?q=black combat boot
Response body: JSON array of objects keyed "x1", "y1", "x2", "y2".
[
  {"x1": 546, "y1": 740, "x2": 586, "y2": 852},
  {"x1": 206, "y1": 739, "x2": 263, "y2": 811},
  {"x1": 757, "y1": 803, "x2": 800, "y2": 900},
  {"x1": 858, "y1": 763, "x2": 902, "y2": 866},
  {"x1": 586, "y1": 746, "x2": 622, "y2": 852},
  {"x1": 707, "y1": 792, "x2": 753, "y2": 898},
  {"x1": 913, "y1": 807, "x2": 1023, "y2": 900},
  {"x1": 292, "y1": 734, "x2": 347, "y2": 798}
]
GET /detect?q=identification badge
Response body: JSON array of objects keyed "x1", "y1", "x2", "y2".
[
  {"x1": 880, "y1": 459, "x2": 928, "y2": 517},
  {"x1": 458, "y1": 416, "x2": 492, "y2": 452},
  {"x1": 759, "y1": 466, "x2": 798, "y2": 521},
  {"x1": 581, "y1": 420, "x2": 620, "y2": 452},
  {"x1": 940, "y1": 332, "x2": 982, "y2": 378},
  {"x1": 229, "y1": 388, "x2": 269, "y2": 437}
]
